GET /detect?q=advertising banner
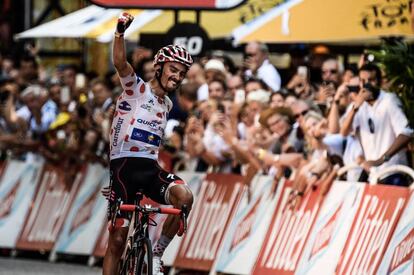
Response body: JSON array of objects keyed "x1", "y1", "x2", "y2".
[
  {"x1": 174, "y1": 173, "x2": 245, "y2": 271},
  {"x1": 92, "y1": 220, "x2": 109, "y2": 258},
  {"x1": 378, "y1": 188, "x2": 414, "y2": 275},
  {"x1": 252, "y1": 180, "x2": 322, "y2": 275},
  {"x1": 0, "y1": 160, "x2": 42, "y2": 248},
  {"x1": 296, "y1": 181, "x2": 365, "y2": 275},
  {"x1": 336, "y1": 184, "x2": 408, "y2": 275},
  {"x1": 215, "y1": 175, "x2": 279, "y2": 274},
  {"x1": 54, "y1": 164, "x2": 109, "y2": 255},
  {"x1": 16, "y1": 164, "x2": 85, "y2": 251}
]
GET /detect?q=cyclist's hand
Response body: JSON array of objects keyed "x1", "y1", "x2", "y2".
[
  {"x1": 101, "y1": 186, "x2": 113, "y2": 200},
  {"x1": 116, "y1": 12, "x2": 134, "y2": 34}
]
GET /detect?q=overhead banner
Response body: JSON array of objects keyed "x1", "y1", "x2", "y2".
[
  {"x1": 378, "y1": 188, "x2": 414, "y2": 274},
  {"x1": 296, "y1": 182, "x2": 365, "y2": 275},
  {"x1": 174, "y1": 173, "x2": 245, "y2": 271},
  {"x1": 0, "y1": 160, "x2": 42, "y2": 248},
  {"x1": 232, "y1": 0, "x2": 414, "y2": 44},
  {"x1": 252, "y1": 180, "x2": 322, "y2": 275},
  {"x1": 336, "y1": 184, "x2": 408, "y2": 275},
  {"x1": 215, "y1": 175, "x2": 280, "y2": 275},
  {"x1": 54, "y1": 164, "x2": 109, "y2": 255},
  {"x1": 89, "y1": 0, "x2": 247, "y2": 10},
  {"x1": 16, "y1": 164, "x2": 85, "y2": 251}
]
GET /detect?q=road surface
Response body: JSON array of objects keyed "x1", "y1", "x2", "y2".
[{"x1": 0, "y1": 257, "x2": 102, "y2": 275}]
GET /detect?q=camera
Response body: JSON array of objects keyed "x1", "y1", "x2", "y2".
[
  {"x1": 363, "y1": 82, "x2": 380, "y2": 100},
  {"x1": 0, "y1": 90, "x2": 10, "y2": 104}
]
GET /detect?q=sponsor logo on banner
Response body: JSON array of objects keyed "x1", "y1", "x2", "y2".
[
  {"x1": 69, "y1": 184, "x2": 101, "y2": 235},
  {"x1": 378, "y1": 188, "x2": 414, "y2": 274},
  {"x1": 388, "y1": 227, "x2": 414, "y2": 273},
  {"x1": 93, "y1": 222, "x2": 109, "y2": 257},
  {"x1": 253, "y1": 181, "x2": 321, "y2": 275},
  {"x1": 336, "y1": 185, "x2": 408, "y2": 275},
  {"x1": 309, "y1": 202, "x2": 342, "y2": 259},
  {"x1": 230, "y1": 197, "x2": 261, "y2": 252},
  {"x1": 0, "y1": 180, "x2": 20, "y2": 219},
  {"x1": 175, "y1": 174, "x2": 244, "y2": 271},
  {"x1": 16, "y1": 165, "x2": 84, "y2": 251}
]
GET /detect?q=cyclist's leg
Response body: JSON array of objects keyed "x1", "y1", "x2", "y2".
[
  {"x1": 103, "y1": 158, "x2": 135, "y2": 275},
  {"x1": 161, "y1": 183, "x2": 193, "y2": 237},
  {"x1": 103, "y1": 227, "x2": 129, "y2": 275},
  {"x1": 145, "y1": 168, "x2": 193, "y2": 259}
]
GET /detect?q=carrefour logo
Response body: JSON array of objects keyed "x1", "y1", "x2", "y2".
[{"x1": 118, "y1": 101, "x2": 131, "y2": 112}]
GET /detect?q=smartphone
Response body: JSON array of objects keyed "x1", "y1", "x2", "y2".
[
  {"x1": 363, "y1": 82, "x2": 380, "y2": 100},
  {"x1": 234, "y1": 89, "x2": 245, "y2": 104},
  {"x1": 60, "y1": 86, "x2": 71, "y2": 104},
  {"x1": 297, "y1": 66, "x2": 308, "y2": 78},
  {"x1": 75, "y1": 73, "x2": 86, "y2": 89}
]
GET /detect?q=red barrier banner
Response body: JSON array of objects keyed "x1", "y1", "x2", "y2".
[
  {"x1": 92, "y1": 221, "x2": 109, "y2": 258},
  {"x1": 16, "y1": 164, "x2": 85, "y2": 251},
  {"x1": 174, "y1": 173, "x2": 245, "y2": 271},
  {"x1": 215, "y1": 175, "x2": 279, "y2": 275},
  {"x1": 252, "y1": 180, "x2": 322, "y2": 275},
  {"x1": 54, "y1": 164, "x2": 109, "y2": 255},
  {"x1": 336, "y1": 184, "x2": 408, "y2": 275},
  {"x1": 0, "y1": 161, "x2": 43, "y2": 249},
  {"x1": 0, "y1": 161, "x2": 5, "y2": 182},
  {"x1": 295, "y1": 182, "x2": 365, "y2": 275},
  {"x1": 379, "y1": 189, "x2": 414, "y2": 274}
]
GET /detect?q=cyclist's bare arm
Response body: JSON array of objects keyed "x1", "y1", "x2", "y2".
[{"x1": 113, "y1": 13, "x2": 134, "y2": 77}]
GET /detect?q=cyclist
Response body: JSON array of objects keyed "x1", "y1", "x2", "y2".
[{"x1": 103, "y1": 13, "x2": 194, "y2": 275}]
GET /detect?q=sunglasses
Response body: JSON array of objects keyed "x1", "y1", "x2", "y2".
[
  {"x1": 322, "y1": 69, "x2": 338, "y2": 74},
  {"x1": 347, "y1": 85, "x2": 360, "y2": 93},
  {"x1": 368, "y1": 118, "x2": 375, "y2": 134},
  {"x1": 295, "y1": 109, "x2": 309, "y2": 119}
]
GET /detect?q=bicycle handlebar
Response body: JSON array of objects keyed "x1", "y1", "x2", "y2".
[
  {"x1": 119, "y1": 204, "x2": 182, "y2": 215},
  {"x1": 120, "y1": 204, "x2": 136, "y2": 212}
]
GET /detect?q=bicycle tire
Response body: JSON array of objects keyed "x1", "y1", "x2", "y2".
[{"x1": 136, "y1": 237, "x2": 153, "y2": 275}]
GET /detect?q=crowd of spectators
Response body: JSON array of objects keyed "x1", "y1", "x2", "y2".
[{"x1": 0, "y1": 40, "x2": 413, "y2": 196}]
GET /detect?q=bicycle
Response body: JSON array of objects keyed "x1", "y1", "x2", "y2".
[{"x1": 110, "y1": 190, "x2": 188, "y2": 275}]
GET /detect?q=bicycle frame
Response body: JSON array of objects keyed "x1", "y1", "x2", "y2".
[{"x1": 115, "y1": 191, "x2": 187, "y2": 275}]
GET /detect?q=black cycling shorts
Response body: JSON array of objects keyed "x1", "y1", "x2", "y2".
[{"x1": 107, "y1": 157, "x2": 185, "y2": 222}]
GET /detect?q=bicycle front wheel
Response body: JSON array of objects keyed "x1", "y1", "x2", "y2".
[
  {"x1": 136, "y1": 237, "x2": 153, "y2": 275},
  {"x1": 120, "y1": 236, "x2": 140, "y2": 275}
]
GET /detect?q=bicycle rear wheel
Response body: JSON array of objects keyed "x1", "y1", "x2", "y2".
[{"x1": 136, "y1": 237, "x2": 153, "y2": 275}]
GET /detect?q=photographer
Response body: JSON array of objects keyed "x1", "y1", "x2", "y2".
[
  {"x1": 243, "y1": 41, "x2": 281, "y2": 92},
  {"x1": 341, "y1": 63, "x2": 413, "y2": 186},
  {"x1": 0, "y1": 80, "x2": 27, "y2": 159}
]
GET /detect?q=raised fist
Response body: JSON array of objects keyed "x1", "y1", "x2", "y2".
[{"x1": 116, "y1": 12, "x2": 134, "y2": 34}]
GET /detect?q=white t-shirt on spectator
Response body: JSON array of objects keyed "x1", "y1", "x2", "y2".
[
  {"x1": 323, "y1": 134, "x2": 363, "y2": 181},
  {"x1": 17, "y1": 99, "x2": 57, "y2": 134},
  {"x1": 197, "y1": 83, "x2": 209, "y2": 101},
  {"x1": 245, "y1": 59, "x2": 281, "y2": 92},
  {"x1": 352, "y1": 90, "x2": 413, "y2": 174},
  {"x1": 203, "y1": 124, "x2": 232, "y2": 173}
]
